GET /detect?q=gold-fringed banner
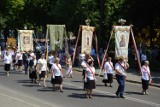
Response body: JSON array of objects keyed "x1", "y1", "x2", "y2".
[
  {"x1": 81, "y1": 26, "x2": 95, "y2": 54},
  {"x1": 114, "y1": 26, "x2": 130, "y2": 59},
  {"x1": 19, "y1": 30, "x2": 34, "y2": 51},
  {"x1": 47, "y1": 25, "x2": 65, "y2": 51},
  {"x1": 7, "y1": 38, "x2": 17, "y2": 48}
]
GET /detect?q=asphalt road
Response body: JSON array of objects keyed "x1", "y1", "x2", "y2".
[{"x1": 0, "y1": 67, "x2": 159, "y2": 107}]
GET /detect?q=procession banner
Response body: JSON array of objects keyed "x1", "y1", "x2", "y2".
[
  {"x1": 47, "y1": 25, "x2": 65, "y2": 51},
  {"x1": 81, "y1": 26, "x2": 95, "y2": 54},
  {"x1": 7, "y1": 38, "x2": 17, "y2": 48},
  {"x1": 114, "y1": 26, "x2": 130, "y2": 59},
  {"x1": 18, "y1": 30, "x2": 34, "y2": 51}
]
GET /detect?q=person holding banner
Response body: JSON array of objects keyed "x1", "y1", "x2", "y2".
[
  {"x1": 141, "y1": 61, "x2": 152, "y2": 95},
  {"x1": 16, "y1": 50, "x2": 23, "y2": 72},
  {"x1": 84, "y1": 59, "x2": 96, "y2": 99},
  {"x1": 115, "y1": 56, "x2": 129, "y2": 98},
  {"x1": 51, "y1": 58, "x2": 63, "y2": 92},
  {"x1": 102, "y1": 57, "x2": 114, "y2": 87},
  {"x1": 37, "y1": 54, "x2": 47, "y2": 87},
  {"x1": 81, "y1": 53, "x2": 94, "y2": 90}
]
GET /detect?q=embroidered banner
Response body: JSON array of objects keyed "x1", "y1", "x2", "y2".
[
  {"x1": 81, "y1": 26, "x2": 95, "y2": 54},
  {"x1": 47, "y1": 25, "x2": 65, "y2": 51},
  {"x1": 7, "y1": 38, "x2": 17, "y2": 48},
  {"x1": 114, "y1": 26, "x2": 130, "y2": 59},
  {"x1": 18, "y1": 30, "x2": 34, "y2": 51}
]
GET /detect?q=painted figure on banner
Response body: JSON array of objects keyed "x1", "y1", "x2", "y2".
[
  {"x1": 23, "y1": 36, "x2": 30, "y2": 44},
  {"x1": 119, "y1": 34, "x2": 126, "y2": 47}
]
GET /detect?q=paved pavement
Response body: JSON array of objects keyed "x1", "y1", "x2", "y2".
[
  {"x1": 73, "y1": 67, "x2": 160, "y2": 88},
  {"x1": 0, "y1": 62, "x2": 159, "y2": 107}
]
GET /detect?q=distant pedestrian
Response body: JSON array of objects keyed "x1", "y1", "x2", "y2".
[
  {"x1": 141, "y1": 60, "x2": 152, "y2": 95},
  {"x1": 102, "y1": 57, "x2": 114, "y2": 87},
  {"x1": 115, "y1": 56, "x2": 129, "y2": 98},
  {"x1": 51, "y1": 58, "x2": 63, "y2": 92}
]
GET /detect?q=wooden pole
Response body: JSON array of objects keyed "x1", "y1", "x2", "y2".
[
  {"x1": 130, "y1": 27, "x2": 142, "y2": 74},
  {"x1": 45, "y1": 27, "x2": 49, "y2": 77},
  {"x1": 72, "y1": 26, "x2": 81, "y2": 64}
]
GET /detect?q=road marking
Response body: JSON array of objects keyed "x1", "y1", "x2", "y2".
[{"x1": 64, "y1": 82, "x2": 160, "y2": 107}]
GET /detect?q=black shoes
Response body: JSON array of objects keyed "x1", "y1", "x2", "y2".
[{"x1": 120, "y1": 95, "x2": 125, "y2": 98}]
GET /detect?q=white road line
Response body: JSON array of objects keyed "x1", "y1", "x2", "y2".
[{"x1": 64, "y1": 82, "x2": 160, "y2": 107}]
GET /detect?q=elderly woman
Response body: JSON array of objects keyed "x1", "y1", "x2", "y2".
[
  {"x1": 29, "y1": 55, "x2": 37, "y2": 83},
  {"x1": 141, "y1": 60, "x2": 152, "y2": 95},
  {"x1": 51, "y1": 58, "x2": 63, "y2": 92}
]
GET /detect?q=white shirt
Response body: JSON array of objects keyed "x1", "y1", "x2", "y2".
[
  {"x1": 48, "y1": 55, "x2": 54, "y2": 64},
  {"x1": 79, "y1": 54, "x2": 85, "y2": 61},
  {"x1": 86, "y1": 66, "x2": 95, "y2": 80},
  {"x1": 49, "y1": 56, "x2": 55, "y2": 64},
  {"x1": 16, "y1": 52, "x2": 23, "y2": 60},
  {"x1": 4, "y1": 55, "x2": 12, "y2": 64},
  {"x1": 52, "y1": 63, "x2": 62, "y2": 76},
  {"x1": 29, "y1": 53, "x2": 34, "y2": 60},
  {"x1": 141, "y1": 65, "x2": 150, "y2": 80},
  {"x1": 115, "y1": 62, "x2": 126, "y2": 76},
  {"x1": 38, "y1": 58, "x2": 47, "y2": 71},
  {"x1": 141, "y1": 54, "x2": 147, "y2": 62},
  {"x1": 104, "y1": 61, "x2": 114, "y2": 74},
  {"x1": 81, "y1": 60, "x2": 87, "y2": 70}
]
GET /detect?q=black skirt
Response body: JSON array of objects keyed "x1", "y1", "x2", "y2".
[
  {"x1": 18, "y1": 60, "x2": 23, "y2": 66},
  {"x1": 39, "y1": 71, "x2": 46, "y2": 78},
  {"x1": 29, "y1": 70, "x2": 37, "y2": 79},
  {"x1": 4, "y1": 64, "x2": 10, "y2": 71},
  {"x1": 51, "y1": 76, "x2": 63, "y2": 84},
  {"x1": 102, "y1": 74, "x2": 113, "y2": 83},
  {"x1": 142, "y1": 79, "x2": 149, "y2": 90},
  {"x1": 86, "y1": 78, "x2": 96, "y2": 89}
]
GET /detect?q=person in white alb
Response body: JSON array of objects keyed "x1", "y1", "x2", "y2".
[
  {"x1": 3, "y1": 52, "x2": 12, "y2": 76},
  {"x1": 65, "y1": 55, "x2": 73, "y2": 78},
  {"x1": 141, "y1": 60, "x2": 152, "y2": 95},
  {"x1": 102, "y1": 57, "x2": 114, "y2": 87},
  {"x1": 51, "y1": 58, "x2": 63, "y2": 92},
  {"x1": 84, "y1": 59, "x2": 96, "y2": 99},
  {"x1": 115, "y1": 56, "x2": 129, "y2": 98},
  {"x1": 37, "y1": 54, "x2": 47, "y2": 87}
]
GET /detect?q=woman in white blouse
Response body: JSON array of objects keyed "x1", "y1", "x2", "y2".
[
  {"x1": 141, "y1": 61, "x2": 151, "y2": 95},
  {"x1": 51, "y1": 58, "x2": 63, "y2": 92},
  {"x1": 37, "y1": 54, "x2": 47, "y2": 87},
  {"x1": 3, "y1": 52, "x2": 12, "y2": 76},
  {"x1": 84, "y1": 60, "x2": 96, "y2": 99}
]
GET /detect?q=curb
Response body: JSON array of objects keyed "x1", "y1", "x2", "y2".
[{"x1": 73, "y1": 68, "x2": 160, "y2": 88}]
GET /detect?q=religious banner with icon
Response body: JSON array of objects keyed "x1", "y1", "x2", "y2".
[
  {"x1": 18, "y1": 30, "x2": 34, "y2": 51},
  {"x1": 81, "y1": 26, "x2": 95, "y2": 54},
  {"x1": 47, "y1": 25, "x2": 65, "y2": 51},
  {"x1": 114, "y1": 26, "x2": 130, "y2": 59},
  {"x1": 7, "y1": 38, "x2": 17, "y2": 48}
]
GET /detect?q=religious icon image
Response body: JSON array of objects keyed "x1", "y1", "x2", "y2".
[
  {"x1": 119, "y1": 34, "x2": 126, "y2": 47},
  {"x1": 23, "y1": 36, "x2": 30, "y2": 44}
]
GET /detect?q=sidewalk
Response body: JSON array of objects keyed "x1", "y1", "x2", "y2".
[{"x1": 73, "y1": 67, "x2": 160, "y2": 88}]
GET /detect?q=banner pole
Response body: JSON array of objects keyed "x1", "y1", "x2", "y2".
[
  {"x1": 72, "y1": 26, "x2": 81, "y2": 64},
  {"x1": 100, "y1": 30, "x2": 114, "y2": 73},
  {"x1": 130, "y1": 26, "x2": 142, "y2": 75},
  {"x1": 45, "y1": 27, "x2": 49, "y2": 77}
]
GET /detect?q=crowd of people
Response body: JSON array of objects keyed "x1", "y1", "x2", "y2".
[{"x1": 0, "y1": 46, "x2": 152, "y2": 99}]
